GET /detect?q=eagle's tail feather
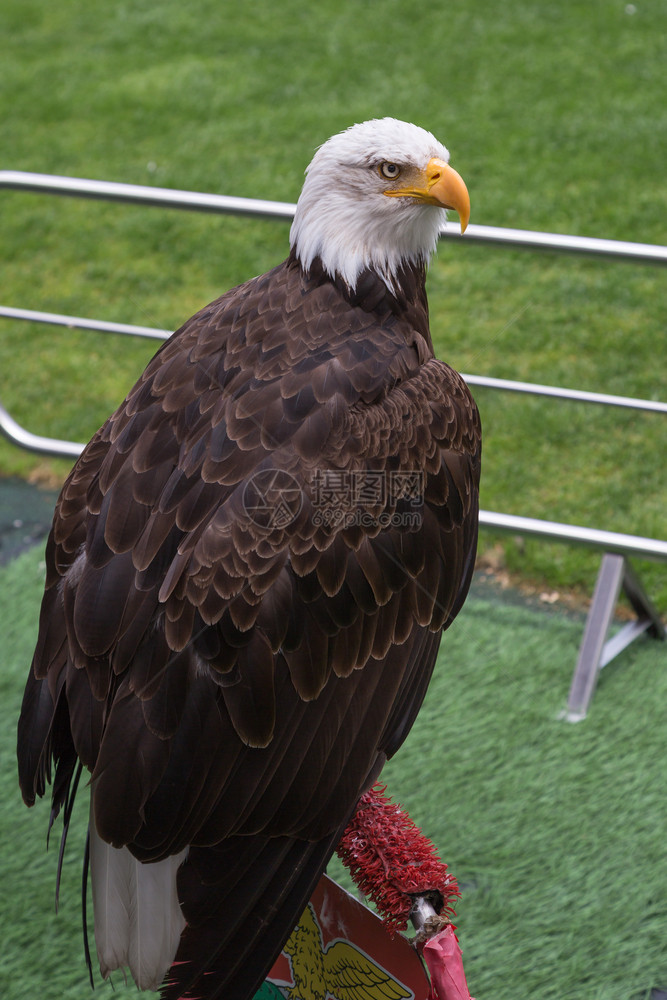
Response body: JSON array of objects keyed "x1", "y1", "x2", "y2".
[{"x1": 88, "y1": 805, "x2": 188, "y2": 992}]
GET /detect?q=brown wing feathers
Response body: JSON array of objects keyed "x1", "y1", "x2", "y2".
[{"x1": 17, "y1": 252, "x2": 480, "y2": 999}]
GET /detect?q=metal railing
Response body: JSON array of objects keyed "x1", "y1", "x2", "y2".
[
  {"x1": 3, "y1": 170, "x2": 667, "y2": 263},
  {"x1": 1, "y1": 170, "x2": 666, "y2": 557},
  {"x1": 0, "y1": 313, "x2": 666, "y2": 564},
  {"x1": 1, "y1": 170, "x2": 665, "y2": 716}
]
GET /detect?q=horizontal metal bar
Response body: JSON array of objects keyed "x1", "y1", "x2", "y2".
[
  {"x1": 0, "y1": 400, "x2": 83, "y2": 458},
  {"x1": 462, "y1": 373, "x2": 667, "y2": 414},
  {"x1": 2, "y1": 170, "x2": 666, "y2": 264},
  {"x1": 0, "y1": 305, "x2": 170, "y2": 340},
  {"x1": 2, "y1": 307, "x2": 665, "y2": 415},
  {"x1": 442, "y1": 220, "x2": 667, "y2": 264},
  {"x1": 478, "y1": 510, "x2": 667, "y2": 563},
  {"x1": 0, "y1": 170, "x2": 296, "y2": 221}
]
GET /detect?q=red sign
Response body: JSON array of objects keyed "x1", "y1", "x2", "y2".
[{"x1": 258, "y1": 874, "x2": 431, "y2": 1000}]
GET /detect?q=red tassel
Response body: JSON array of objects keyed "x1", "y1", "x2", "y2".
[{"x1": 336, "y1": 783, "x2": 460, "y2": 934}]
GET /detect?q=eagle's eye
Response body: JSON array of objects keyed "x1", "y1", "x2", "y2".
[{"x1": 378, "y1": 162, "x2": 401, "y2": 180}]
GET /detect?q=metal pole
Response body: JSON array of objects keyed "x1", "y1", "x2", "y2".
[
  {"x1": 463, "y1": 373, "x2": 667, "y2": 415},
  {"x1": 2, "y1": 171, "x2": 666, "y2": 264},
  {"x1": 440, "y1": 219, "x2": 667, "y2": 264},
  {"x1": 0, "y1": 306, "x2": 170, "y2": 341},
  {"x1": 0, "y1": 170, "x2": 296, "y2": 221},
  {"x1": 478, "y1": 510, "x2": 667, "y2": 563},
  {"x1": 1, "y1": 309, "x2": 665, "y2": 414},
  {"x1": 0, "y1": 400, "x2": 83, "y2": 458}
]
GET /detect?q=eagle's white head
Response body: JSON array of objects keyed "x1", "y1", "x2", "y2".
[{"x1": 290, "y1": 117, "x2": 470, "y2": 293}]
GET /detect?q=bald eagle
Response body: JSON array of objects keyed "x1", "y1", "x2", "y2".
[{"x1": 17, "y1": 118, "x2": 480, "y2": 1000}]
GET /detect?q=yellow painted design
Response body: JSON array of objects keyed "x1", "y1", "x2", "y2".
[{"x1": 281, "y1": 903, "x2": 413, "y2": 1000}]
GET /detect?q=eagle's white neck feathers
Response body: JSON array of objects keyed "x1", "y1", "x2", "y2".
[{"x1": 290, "y1": 118, "x2": 450, "y2": 293}]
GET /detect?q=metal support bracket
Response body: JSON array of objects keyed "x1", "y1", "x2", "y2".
[{"x1": 564, "y1": 553, "x2": 665, "y2": 721}]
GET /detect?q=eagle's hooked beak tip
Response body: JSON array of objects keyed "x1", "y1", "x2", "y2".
[{"x1": 426, "y1": 159, "x2": 470, "y2": 235}]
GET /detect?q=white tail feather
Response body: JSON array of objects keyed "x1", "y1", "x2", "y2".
[{"x1": 89, "y1": 802, "x2": 188, "y2": 991}]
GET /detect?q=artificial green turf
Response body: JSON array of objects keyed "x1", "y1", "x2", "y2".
[
  {"x1": 1, "y1": 0, "x2": 666, "y2": 607},
  {"x1": 3, "y1": 543, "x2": 666, "y2": 1000},
  {"x1": 1, "y1": 548, "x2": 144, "y2": 1000}
]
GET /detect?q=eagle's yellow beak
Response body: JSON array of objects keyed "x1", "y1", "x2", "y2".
[{"x1": 384, "y1": 157, "x2": 470, "y2": 234}]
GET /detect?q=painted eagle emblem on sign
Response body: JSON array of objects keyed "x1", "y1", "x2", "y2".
[{"x1": 272, "y1": 903, "x2": 414, "y2": 1000}]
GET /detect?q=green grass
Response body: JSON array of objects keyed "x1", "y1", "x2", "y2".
[
  {"x1": 1, "y1": 0, "x2": 666, "y2": 606},
  {"x1": 2, "y1": 10, "x2": 665, "y2": 991},
  {"x1": 4, "y1": 545, "x2": 667, "y2": 999}
]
